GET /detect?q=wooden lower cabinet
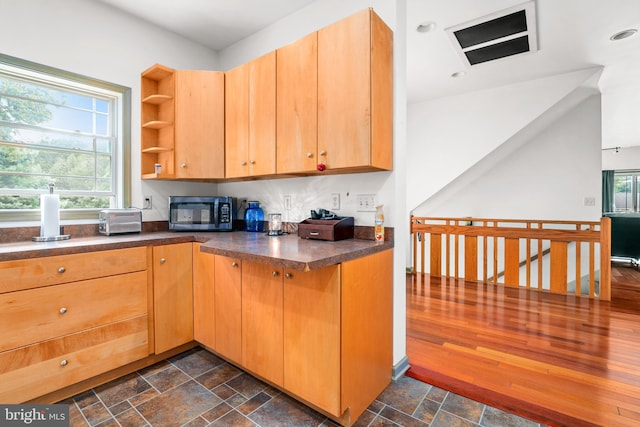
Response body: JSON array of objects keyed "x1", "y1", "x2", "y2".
[
  {"x1": 193, "y1": 243, "x2": 215, "y2": 349},
  {"x1": 242, "y1": 261, "x2": 284, "y2": 386},
  {"x1": 283, "y1": 264, "x2": 341, "y2": 415},
  {"x1": 0, "y1": 316, "x2": 148, "y2": 403},
  {"x1": 196, "y1": 249, "x2": 393, "y2": 425},
  {"x1": 152, "y1": 243, "x2": 194, "y2": 354},
  {"x1": 0, "y1": 247, "x2": 150, "y2": 403},
  {"x1": 213, "y1": 255, "x2": 242, "y2": 363}
]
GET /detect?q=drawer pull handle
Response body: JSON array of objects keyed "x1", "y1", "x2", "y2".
[
  {"x1": 241, "y1": 161, "x2": 247, "y2": 166},
  {"x1": 60, "y1": 359, "x2": 68, "y2": 367},
  {"x1": 59, "y1": 307, "x2": 67, "y2": 315},
  {"x1": 285, "y1": 273, "x2": 292, "y2": 279},
  {"x1": 306, "y1": 152, "x2": 313, "y2": 158},
  {"x1": 181, "y1": 163, "x2": 187, "y2": 168},
  {"x1": 231, "y1": 261, "x2": 238, "y2": 267},
  {"x1": 250, "y1": 160, "x2": 256, "y2": 165},
  {"x1": 319, "y1": 150, "x2": 326, "y2": 156},
  {"x1": 309, "y1": 232, "x2": 320, "y2": 236},
  {"x1": 272, "y1": 271, "x2": 279, "y2": 277},
  {"x1": 58, "y1": 267, "x2": 66, "y2": 274},
  {"x1": 160, "y1": 258, "x2": 166, "y2": 264}
]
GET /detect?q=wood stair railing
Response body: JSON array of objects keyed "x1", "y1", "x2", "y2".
[{"x1": 410, "y1": 216, "x2": 611, "y2": 300}]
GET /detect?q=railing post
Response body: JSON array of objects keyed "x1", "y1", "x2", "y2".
[{"x1": 600, "y1": 217, "x2": 611, "y2": 301}]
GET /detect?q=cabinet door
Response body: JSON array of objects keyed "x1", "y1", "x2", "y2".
[
  {"x1": 153, "y1": 243, "x2": 193, "y2": 354},
  {"x1": 276, "y1": 33, "x2": 318, "y2": 174},
  {"x1": 248, "y1": 51, "x2": 276, "y2": 176},
  {"x1": 193, "y1": 243, "x2": 215, "y2": 349},
  {"x1": 225, "y1": 63, "x2": 250, "y2": 178},
  {"x1": 214, "y1": 255, "x2": 242, "y2": 363},
  {"x1": 242, "y1": 261, "x2": 283, "y2": 386},
  {"x1": 318, "y1": 9, "x2": 371, "y2": 170},
  {"x1": 318, "y1": 9, "x2": 393, "y2": 172},
  {"x1": 283, "y1": 265, "x2": 341, "y2": 416},
  {"x1": 341, "y1": 249, "x2": 393, "y2": 420},
  {"x1": 175, "y1": 71, "x2": 225, "y2": 179}
]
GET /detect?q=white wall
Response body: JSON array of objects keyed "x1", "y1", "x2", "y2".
[
  {"x1": 0, "y1": 0, "x2": 223, "y2": 222},
  {"x1": 406, "y1": 68, "x2": 602, "y2": 213},
  {"x1": 603, "y1": 145, "x2": 640, "y2": 170},
  {"x1": 414, "y1": 95, "x2": 603, "y2": 221}
]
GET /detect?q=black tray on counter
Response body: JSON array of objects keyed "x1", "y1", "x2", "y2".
[{"x1": 298, "y1": 216, "x2": 354, "y2": 241}]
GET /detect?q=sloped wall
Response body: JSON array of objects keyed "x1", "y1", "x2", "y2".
[
  {"x1": 413, "y1": 93, "x2": 602, "y2": 221},
  {"x1": 407, "y1": 68, "x2": 602, "y2": 214}
]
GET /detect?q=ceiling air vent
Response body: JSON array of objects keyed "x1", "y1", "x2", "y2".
[{"x1": 445, "y1": 1, "x2": 538, "y2": 67}]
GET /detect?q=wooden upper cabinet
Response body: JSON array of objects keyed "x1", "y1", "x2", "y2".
[
  {"x1": 225, "y1": 63, "x2": 249, "y2": 178},
  {"x1": 318, "y1": 8, "x2": 393, "y2": 172},
  {"x1": 276, "y1": 32, "x2": 318, "y2": 174},
  {"x1": 141, "y1": 65, "x2": 225, "y2": 179},
  {"x1": 175, "y1": 71, "x2": 225, "y2": 179},
  {"x1": 225, "y1": 51, "x2": 276, "y2": 178}
]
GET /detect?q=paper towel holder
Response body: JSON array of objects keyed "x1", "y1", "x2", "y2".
[{"x1": 32, "y1": 182, "x2": 71, "y2": 242}]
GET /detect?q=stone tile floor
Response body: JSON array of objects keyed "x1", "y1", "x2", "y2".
[{"x1": 64, "y1": 347, "x2": 545, "y2": 427}]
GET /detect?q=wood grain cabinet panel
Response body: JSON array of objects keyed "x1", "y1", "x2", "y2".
[
  {"x1": 276, "y1": 32, "x2": 318, "y2": 174},
  {"x1": 242, "y1": 261, "x2": 284, "y2": 386},
  {"x1": 174, "y1": 71, "x2": 225, "y2": 179},
  {"x1": 0, "y1": 271, "x2": 147, "y2": 353},
  {"x1": 0, "y1": 316, "x2": 148, "y2": 404},
  {"x1": 152, "y1": 243, "x2": 194, "y2": 354},
  {"x1": 193, "y1": 243, "x2": 215, "y2": 350},
  {"x1": 0, "y1": 247, "x2": 150, "y2": 403},
  {"x1": 225, "y1": 52, "x2": 276, "y2": 178},
  {"x1": 283, "y1": 265, "x2": 341, "y2": 416},
  {"x1": 318, "y1": 8, "x2": 393, "y2": 172},
  {"x1": 141, "y1": 64, "x2": 224, "y2": 179},
  {"x1": 213, "y1": 255, "x2": 242, "y2": 363},
  {"x1": 0, "y1": 246, "x2": 146, "y2": 294}
]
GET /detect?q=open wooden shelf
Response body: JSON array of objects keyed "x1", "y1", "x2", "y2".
[{"x1": 142, "y1": 94, "x2": 173, "y2": 104}]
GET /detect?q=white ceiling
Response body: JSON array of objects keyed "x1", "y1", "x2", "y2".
[{"x1": 99, "y1": 0, "x2": 640, "y2": 148}]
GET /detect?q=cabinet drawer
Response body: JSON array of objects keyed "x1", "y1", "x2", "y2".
[
  {"x1": 0, "y1": 246, "x2": 147, "y2": 294},
  {"x1": 0, "y1": 271, "x2": 147, "y2": 352},
  {"x1": 0, "y1": 316, "x2": 149, "y2": 403}
]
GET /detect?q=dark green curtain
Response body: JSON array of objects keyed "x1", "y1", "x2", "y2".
[{"x1": 602, "y1": 170, "x2": 615, "y2": 214}]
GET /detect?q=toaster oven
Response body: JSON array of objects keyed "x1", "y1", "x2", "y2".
[{"x1": 99, "y1": 209, "x2": 142, "y2": 235}]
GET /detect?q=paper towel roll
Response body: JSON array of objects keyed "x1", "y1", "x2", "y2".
[{"x1": 40, "y1": 194, "x2": 60, "y2": 238}]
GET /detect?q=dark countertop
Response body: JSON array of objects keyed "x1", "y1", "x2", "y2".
[
  {"x1": 0, "y1": 231, "x2": 393, "y2": 270},
  {"x1": 199, "y1": 232, "x2": 393, "y2": 271}
]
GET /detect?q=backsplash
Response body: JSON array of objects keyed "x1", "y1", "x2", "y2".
[{"x1": 0, "y1": 221, "x2": 392, "y2": 244}]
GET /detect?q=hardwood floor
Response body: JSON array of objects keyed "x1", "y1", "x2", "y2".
[{"x1": 406, "y1": 262, "x2": 640, "y2": 427}]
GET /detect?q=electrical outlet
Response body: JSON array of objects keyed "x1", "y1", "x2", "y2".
[
  {"x1": 331, "y1": 193, "x2": 340, "y2": 210},
  {"x1": 143, "y1": 195, "x2": 152, "y2": 209},
  {"x1": 356, "y1": 194, "x2": 376, "y2": 212},
  {"x1": 284, "y1": 195, "x2": 291, "y2": 210}
]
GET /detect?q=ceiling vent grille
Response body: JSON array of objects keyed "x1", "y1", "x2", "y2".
[{"x1": 445, "y1": 1, "x2": 538, "y2": 67}]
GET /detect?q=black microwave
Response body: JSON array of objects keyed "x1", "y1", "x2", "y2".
[{"x1": 169, "y1": 196, "x2": 236, "y2": 231}]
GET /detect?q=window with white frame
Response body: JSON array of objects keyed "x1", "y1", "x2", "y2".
[
  {"x1": 0, "y1": 54, "x2": 130, "y2": 221},
  {"x1": 613, "y1": 171, "x2": 640, "y2": 212}
]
